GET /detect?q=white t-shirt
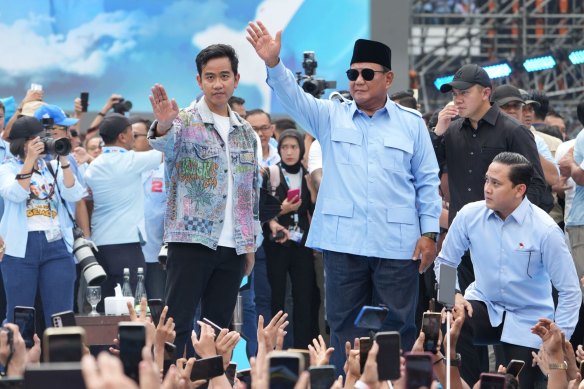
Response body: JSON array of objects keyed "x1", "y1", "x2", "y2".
[
  {"x1": 214, "y1": 113, "x2": 236, "y2": 248},
  {"x1": 307, "y1": 140, "x2": 322, "y2": 174},
  {"x1": 27, "y1": 171, "x2": 60, "y2": 232}
]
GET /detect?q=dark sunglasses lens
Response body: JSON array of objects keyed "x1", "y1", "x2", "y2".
[
  {"x1": 346, "y1": 69, "x2": 359, "y2": 81},
  {"x1": 361, "y1": 69, "x2": 375, "y2": 81}
]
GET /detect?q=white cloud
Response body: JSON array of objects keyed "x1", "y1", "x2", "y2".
[
  {"x1": 0, "y1": 10, "x2": 144, "y2": 83},
  {"x1": 191, "y1": 0, "x2": 304, "y2": 111}
]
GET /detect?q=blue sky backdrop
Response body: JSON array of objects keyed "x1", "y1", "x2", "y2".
[{"x1": 0, "y1": 0, "x2": 369, "y2": 114}]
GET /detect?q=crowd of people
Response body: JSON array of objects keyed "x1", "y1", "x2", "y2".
[{"x1": 0, "y1": 16, "x2": 584, "y2": 389}]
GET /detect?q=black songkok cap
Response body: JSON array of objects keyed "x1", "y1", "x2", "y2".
[{"x1": 350, "y1": 39, "x2": 391, "y2": 70}]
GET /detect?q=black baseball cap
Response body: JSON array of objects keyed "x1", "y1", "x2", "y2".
[
  {"x1": 440, "y1": 64, "x2": 491, "y2": 93},
  {"x1": 9, "y1": 116, "x2": 44, "y2": 140},
  {"x1": 491, "y1": 84, "x2": 524, "y2": 106}
]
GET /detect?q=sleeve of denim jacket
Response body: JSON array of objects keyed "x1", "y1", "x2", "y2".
[
  {"x1": 148, "y1": 112, "x2": 184, "y2": 161},
  {"x1": 266, "y1": 61, "x2": 333, "y2": 141},
  {"x1": 0, "y1": 163, "x2": 29, "y2": 203}
]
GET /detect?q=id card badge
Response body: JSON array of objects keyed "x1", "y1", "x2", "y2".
[
  {"x1": 45, "y1": 227, "x2": 62, "y2": 242},
  {"x1": 288, "y1": 225, "x2": 304, "y2": 244}
]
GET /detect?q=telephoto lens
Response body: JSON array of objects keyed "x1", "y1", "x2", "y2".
[
  {"x1": 72, "y1": 228, "x2": 107, "y2": 286},
  {"x1": 42, "y1": 137, "x2": 72, "y2": 156}
]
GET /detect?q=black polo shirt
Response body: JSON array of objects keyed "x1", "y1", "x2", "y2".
[{"x1": 434, "y1": 105, "x2": 553, "y2": 225}]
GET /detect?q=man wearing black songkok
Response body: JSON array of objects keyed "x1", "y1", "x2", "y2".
[{"x1": 247, "y1": 23, "x2": 441, "y2": 373}]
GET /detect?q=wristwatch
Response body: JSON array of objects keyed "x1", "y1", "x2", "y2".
[
  {"x1": 444, "y1": 353, "x2": 462, "y2": 368},
  {"x1": 548, "y1": 361, "x2": 568, "y2": 370},
  {"x1": 422, "y1": 232, "x2": 438, "y2": 242}
]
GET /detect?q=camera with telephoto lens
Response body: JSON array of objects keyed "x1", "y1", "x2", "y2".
[
  {"x1": 296, "y1": 51, "x2": 337, "y2": 98},
  {"x1": 72, "y1": 227, "x2": 107, "y2": 286},
  {"x1": 112, "y1": 98, "x2": 133, "y2": 115},
  {"x1": 40, "y1": 118, "x2": 72, "y2": 156}
]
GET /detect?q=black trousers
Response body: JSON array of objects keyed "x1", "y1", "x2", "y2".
[
  {"x1": 165, "y1": 243, "x2": 244, "y2": 358},
  {"x1": 95, "y1": 242, "x2": 146, "y2": 312},
  {"x1": 263, "y1": 240, "x2": 319, "y2": 349},
  {"x1": 459, "y1": 300, "x2": 542, "y2": 388}
]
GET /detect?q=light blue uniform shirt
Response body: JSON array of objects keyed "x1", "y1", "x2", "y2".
[
  {"x1": 84, "y1": 147, "x2": 161, "y2": 246},
  {"x1": 267, "y1": 62, "x2": 441, "y2": 259},
  {"x1": 567, "y1": 129, "x2": 584, "y2": 226},
  {"x1": 142, "y1": 162, "x2": 166, "y2": 263},
  {"x1": 435, "y1": 198, "x2": 581, "y2": 348}
]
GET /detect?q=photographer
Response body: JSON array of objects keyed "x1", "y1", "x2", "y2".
[
  {"x1": 0, "y1": 116, "x2": 84, "y2": 327},
  {"x1": 262, "y1": 129, "x2": 319, "y2": 348}
]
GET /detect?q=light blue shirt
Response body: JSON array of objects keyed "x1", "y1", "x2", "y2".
[
  {"x1": 568, "y1": 130, "x2": 584, "y2": 226},
  {"x1": 0, "y1": 158, "x2": 84, "y2": 257},
  {"x1": 0, "y1": 139, "x2": 14, "y2": 218},
  {"x1": 84, "y1": 147, "x2": 161, "y2": 246},
  {"x1": 266, "y1": 62, "x2": 441, "y2": 259},
  {"x1": 435, "y1": 198, "x2": 581, "y2": 349},
  {"x1": 142, "y1": 162, "x2": 166, "y2": 263}
]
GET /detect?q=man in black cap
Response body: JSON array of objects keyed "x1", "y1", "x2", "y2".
[
  {"x1": 84, "y1": 113, "x2": 162, "y2": 310},
  {"x1": 432, "y1": 65, "x2": 553, "y2": 384},
  {"x1": 247, "y1": 22, "x2": 441, "y2": 372},
  {"x1": 491, "y1": 85, "x2": 559, "y2": 189}
]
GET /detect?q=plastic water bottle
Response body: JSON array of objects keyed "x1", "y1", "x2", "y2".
[
  {"x1": 134, "y1": 267, "x2": 147, "y2": 307},
  {"x1": 122, "y1": 268, "x2": 133, "y2": 298}
]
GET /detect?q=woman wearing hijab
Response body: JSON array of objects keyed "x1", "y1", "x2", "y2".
[{"x1": 262, "y1": 129, "x2": 319, "y2": 348}]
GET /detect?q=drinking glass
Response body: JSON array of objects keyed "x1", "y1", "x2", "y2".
[{"x1": 86, "y1": 286, "x2": 101, "y2": 316}]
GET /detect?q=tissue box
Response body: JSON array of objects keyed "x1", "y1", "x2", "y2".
[{"x1": 104, "y1": 296, "x2": 134, "y2": 316}]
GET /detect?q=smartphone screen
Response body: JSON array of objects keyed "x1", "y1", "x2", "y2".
[
  {"x1": 506, "y1": 359, "x2": 525, "y2": 377},
  {"x1": 404, "y1": 353, "x2": 432, "y2": 389},
  {"x1": 14, "y1": 306, "x2": 35, "y2": 348},
  {"x1": 119, "y1": 323, "x2": 146, "y2": 382},
  {"x1": 47, "y1": 333, "x2": 84, "y2": 362},
  {"x1": 148, "y1": 299, "x2": 163, "y2": 327},
  {"x1": 80, "y1": 92, "x2": 89, "y2": 112},
  {"x1": 190, "y1": 355, "x2": 225, "y2": 381},
  {"x1": 269, "y1": 355, "x2": 301, "y2": 389},
  {"x1": 437, "y1": 263, "x2": 457, "y2": 308},
  {"x1": 309, "y1": 365, "x2": 336, "y2": 389},
  {"x1": 286, "y1": 188, "x2": 300, "y2": 202},
  {"x1": 51, "y1": 311, "x2": 77, "y2": 328},
  {"x1": 422, "y1": 312, "x2": 441, "y2": 353},
  {"x1": 354, "y1": 305, "x2": 389, "y2": 330},
  {"x1": 479, "y1": 373, "x2": 506, "y2": 389},
  {"x1": 374, "y1": 331, "x2": 401, "y2": 381},
  {"x1": 359, "y1": 337, "x2": 372, "y2": 373}
]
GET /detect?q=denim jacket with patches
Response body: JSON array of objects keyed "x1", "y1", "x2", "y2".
[{"x1": 148, "y1": 98, "x2": 259, "y2": 255}]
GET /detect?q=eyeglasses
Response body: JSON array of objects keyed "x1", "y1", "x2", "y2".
[
  {"x1": 252, "y1": 125, "x2": 272, "y2": 133},
  {"x1": 346, "y1": 68, "x2": 386, "y2": 81}
]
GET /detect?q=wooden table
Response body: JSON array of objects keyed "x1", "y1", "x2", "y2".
[{"x1": 75, "y1": 315, "x2": 129, "y2": 345}]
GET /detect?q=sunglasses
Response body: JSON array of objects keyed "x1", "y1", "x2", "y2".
[{"x1": 346, "y1": 68, "x2": 386, "y2": 81}]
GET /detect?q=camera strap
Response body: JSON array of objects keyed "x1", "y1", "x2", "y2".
[{"x1": 46, "y1": 160, "x2": 80, "y2": 229}]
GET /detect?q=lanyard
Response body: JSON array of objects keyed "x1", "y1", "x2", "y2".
[{"x1": 102, "y1": 147, "x2": 127, "y2": 154}]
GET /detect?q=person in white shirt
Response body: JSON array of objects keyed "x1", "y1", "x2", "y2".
[
  {"x1": 84, "y1": 113, "x2": 161, "y2": 310},
  {"x1": 246, "y1": 109, "x2": 280, "y2": 168}
]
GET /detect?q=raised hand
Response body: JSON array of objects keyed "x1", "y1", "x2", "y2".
[
  {"x1": 149, "y1": 84, "x2": 179, "y2": 133},
  {"x1": 246, "y1": 21, "x2": 282, "y2": 68}
]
